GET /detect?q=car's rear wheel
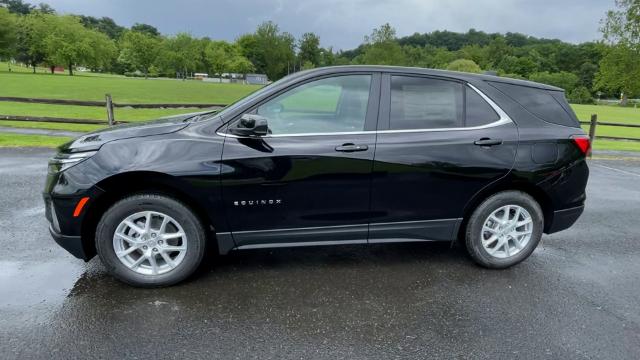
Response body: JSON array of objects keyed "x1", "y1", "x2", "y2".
[
  {"x1": 95, "y1": 193, "x2": 206, "y2": 287},
  {"x1": 465, "y1": 191, "x2": 543, "y2": 268}
]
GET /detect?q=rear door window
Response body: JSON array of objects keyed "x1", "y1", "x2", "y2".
[{"x1": 390, "y1": 76, "x2": 464, "y2": 130}]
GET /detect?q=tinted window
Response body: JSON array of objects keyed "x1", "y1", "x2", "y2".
[
  {"x1": 256, "y1": 75, "x2": 371, "y2": 135},
  {"x1": 489, "y1": 82, "x2": 580, "y2": 127},
  {"x1": 465, "y1": 86, "x2": 500, "y2": 127},
  {"x1": 390, "y1": 76, "x2": 463, "y2": 130}
]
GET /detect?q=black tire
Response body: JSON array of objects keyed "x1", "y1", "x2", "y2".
[
  {"x1": 95, "y1": 193, "x2": 206, "y2": 287},
  {"x1": 465, "y1": 191, "x2": 543, "y2": 269}
]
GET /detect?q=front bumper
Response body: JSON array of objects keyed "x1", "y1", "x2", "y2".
[
  {"x1": 546, "y1": 205, "x2": 585, "y2": 234},
  {"x1": 49, "y1": 224, "x2": 90, "y2": 260}
]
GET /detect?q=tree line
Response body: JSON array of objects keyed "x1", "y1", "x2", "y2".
[{"x1": 0, "y1": 0, "x2": 638, "y2": 103}]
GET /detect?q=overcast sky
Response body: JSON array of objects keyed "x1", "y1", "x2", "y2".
[{"x1": 28, "y1": 0, "x2": 613, "y2": 50}]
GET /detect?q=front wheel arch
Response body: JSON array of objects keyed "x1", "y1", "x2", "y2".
[{"x1": 80, "y1": 171, "x2": 218, "y2": 260}]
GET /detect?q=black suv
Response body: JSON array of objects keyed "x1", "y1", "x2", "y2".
[{"x1": 45, "y1": 66, "x2": 590, "y2": 287}]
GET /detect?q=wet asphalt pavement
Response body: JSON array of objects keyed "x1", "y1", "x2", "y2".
[{"x1": 1, "y1": 147, "x2": 639, "y2": 359}]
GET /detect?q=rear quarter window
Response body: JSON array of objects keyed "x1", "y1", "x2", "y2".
[
  {"x1": 489, "y1": 82, "x2": 580, "y2": 127},
  {"x1": 465, "y1": 86, "x2": 500, "y2": 127}
]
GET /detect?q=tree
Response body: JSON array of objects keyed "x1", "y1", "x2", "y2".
[
  {"x1": 485, "y1": 37, "x2": 512, "y2": 68},
  {"x1": 529, "y1": 71, "x2": 579, "y2": 92},
  {"x1": 601, "y1": 0, "x2": 640, "y2": 49},
  {"x1": 36, "y1": 3, "x2": 55, "y2": 14},
  {"x1": 598, "y1": 0, "x2": 640, "y2": 103},
  {"x1": 497, "y1": 55, "x2": 537, "y2": 77},
  {"x1": 15, "y1": 12, "x2": 51, "y2": 72},
  {"x1": 44, "y1": 15, "x2": 116, "y2": 75},
  {"x1": 460, "y1": 44, "x2": 491, "y2": 69},
  {"x1": 319, "y1": 47, "x2": 335, "y2": 66},
  {"x1": 357, "y1": 23, "x2": 406, "y2": 65},
  {"x1": 446, "y1": 59, "x2": 482, "y2": 73},
  {"x1": 228, "y1": 53, "x2": 254, "y2": 75},
  {"x1": 595, "y1": 44, "x2": 640, "y2": 102},
  {"x1": 85, "y1": 29, "x2": 117, "y2": 71},
  {"x1": 157, "y1": 33, "x2": 200, "y2": 78},
  {"x1": 298, "y1": 32, "x2": 321, "y2": 66},
  {"x1": 79, "y1": 16, "x2": 125, "y2": 39},
  {"x1": 0, "y1": 0, "x2": 34, "y2": 14},
  {"x1": 204, "y1": 40, "x2": 232, "y2": 81},
  {"x1": 131, "y1": 23, "x2": 160, "y2": 37},
  {"x1": 0, "y1": 7, "x2": 18, "y2": 59},
  {"x1": 119, "y1": 30, "x2": 160, "y2": 78},
  {"x1": 204, "y1": 40, "x2": 255, "y2": 80},
  {"x1": 237, "y1": 21, "x2": 295, "y2": 80}
]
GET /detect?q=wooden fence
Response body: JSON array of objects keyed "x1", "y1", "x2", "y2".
[
  {"x1": 580, "y1": 114, "x2": 640, "y2": 143},
  {"x1": 1, "y1": 96, "x2": 639, "y2": 145},
  {"x1": 0, "y1": 95, "x2": 226, "y2": 125}
]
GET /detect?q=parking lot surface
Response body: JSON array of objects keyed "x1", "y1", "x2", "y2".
[{"x1": 1, "y1": 148, "x2": 639, "y2": 359}]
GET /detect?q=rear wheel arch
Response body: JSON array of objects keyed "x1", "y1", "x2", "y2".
[
  {"x1": 457, "y1": 179, "x2": 554, "y2": 243},
  {"x1": 80, "y1": 171, "x2": 218, "y2": 259}
]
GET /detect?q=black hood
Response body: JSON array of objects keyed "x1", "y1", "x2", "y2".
[{"x1": 58, "y1": 111, "x2": 214, "y2": 153}]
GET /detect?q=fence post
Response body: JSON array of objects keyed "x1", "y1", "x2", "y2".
[
  {"x1": 105, "y1": 94, "x2": 115, "y2": 126},
  {"x1": 588, "y1": 114, "x2": 597, "y2": 157}
]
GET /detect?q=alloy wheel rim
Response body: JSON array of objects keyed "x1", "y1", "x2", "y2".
[
  {"x1": 113, "y1": 211, "x2": 187, "y2": 275},
  {"x1": 480, "y1": 205, "x2": 533, "y2": 259}
]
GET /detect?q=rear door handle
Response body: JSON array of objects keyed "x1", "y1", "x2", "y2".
[
  {"x1": 335, "y1": 143, "x2": 369, "y2": 152},
  {"x1": 474, "y1": 138, "x2": 503, "y2": 147}
]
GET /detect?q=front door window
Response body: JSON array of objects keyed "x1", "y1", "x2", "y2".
[{"x1": 256, "y1": 75, "x2": 372, "y2": 135}]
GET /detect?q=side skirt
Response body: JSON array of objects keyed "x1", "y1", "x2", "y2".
[{"x1": 215, "y1": 218, "x2": 462, "y2": 255}]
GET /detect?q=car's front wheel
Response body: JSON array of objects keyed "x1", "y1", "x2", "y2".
[
  {"x1": 95, "y1": 193, "x2": 206, "y2": 287},
  {"x1": 465, "y1": 191, "x2": 543, "y2": 268}
]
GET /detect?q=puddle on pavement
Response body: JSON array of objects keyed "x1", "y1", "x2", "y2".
[{"x1": 0, "y1": 259, "x2": 85, "y2": 308}]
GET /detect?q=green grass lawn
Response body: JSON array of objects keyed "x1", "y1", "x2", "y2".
[
  {"x1": 0, "y1": 120, "x2": 105, "y2": 132},
  {"x1": 0, "y1": 101, "x2": 201, "y2": 122},
  {"x1": 0, "y1": 132, "x2": 70, "y2": 147},
  {"x1": 0, "y1": 69, "x2": 261, "y2": 104},
  {"x1": 571, "y1": 104, "x2": 640, "y2": 125}
]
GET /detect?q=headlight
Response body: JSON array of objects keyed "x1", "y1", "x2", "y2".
[{"x1": 48, "y1": 151, "x2": 97, "y2": 173}]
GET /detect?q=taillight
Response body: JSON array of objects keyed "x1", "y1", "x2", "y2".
[{"x1": 571, "y1": 135, "x2": 591, "y2": 156}]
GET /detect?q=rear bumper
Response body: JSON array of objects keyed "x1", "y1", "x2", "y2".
[
  {"x1": 546, "y1": 205, "x2": 585, "y2": 234},
  {"x1": 49, "y1": 225, "x2": 90, "y2": 261}
]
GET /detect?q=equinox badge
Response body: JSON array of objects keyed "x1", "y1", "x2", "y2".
[{"x1": 234, "y1": 199, "x2": 282, "y2": 206}]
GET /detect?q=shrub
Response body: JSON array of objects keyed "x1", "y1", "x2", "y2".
[
  {"x1": 446, "y1": 59, "x2": 482, "y2": 73},
  {"x1": 568, "y1": 86, "x2": 594, "y2": 104}
]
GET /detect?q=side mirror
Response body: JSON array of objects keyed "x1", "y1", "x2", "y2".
[{"x1": 229, "y1": 114, "x2": 269, "y2": 137}]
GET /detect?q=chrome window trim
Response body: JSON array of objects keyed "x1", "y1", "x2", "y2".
[{"x1": 218, "y1": 83, "x2": 513, "y2": 138}]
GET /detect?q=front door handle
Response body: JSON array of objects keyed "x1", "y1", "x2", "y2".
[
  {"x1": 335, "y1": 143, "x2": 369, "y2": 152},
  {"x1": 474, "y1": 138, "x2": 503, "y2": 147}
]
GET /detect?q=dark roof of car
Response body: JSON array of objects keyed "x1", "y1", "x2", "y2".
[{"x1": 293, "y1": 65, "x2": 563, "y2": 92}]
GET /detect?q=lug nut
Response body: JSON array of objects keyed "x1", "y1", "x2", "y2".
[
  {"x1": 151, "y1": 233, "x2": 156, "y2": 238},
  {"x1": 142, "y1": 245, "x2": 148, "y2": 250},
  {"x1": 153, "y1": 248, "x2": 158, "y2": 252},
  {"x1": 158, "y1": 240, "x2": 163, "y2": 245}
]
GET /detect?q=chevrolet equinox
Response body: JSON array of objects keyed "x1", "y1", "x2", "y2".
[{"x1": 45, "y1": 66, "x2": 590, "y2": 287}]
